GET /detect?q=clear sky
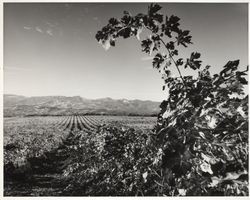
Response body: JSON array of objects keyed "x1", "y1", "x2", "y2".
[{"x1": 4, "y1": 3, "x2": 248, "y2": 101}]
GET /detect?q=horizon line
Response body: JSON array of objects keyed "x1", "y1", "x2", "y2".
[{"x1": 3, "y1": 93, "x2": 162, "y2": 102}]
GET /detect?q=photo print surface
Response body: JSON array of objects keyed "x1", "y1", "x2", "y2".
[{"x1": 3, "y1": 2, "x2": 248, "y2": 196}]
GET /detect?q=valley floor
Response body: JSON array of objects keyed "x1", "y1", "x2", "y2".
[{"x1": 4, "y1": 115, "x2": 156, "y2": 196}]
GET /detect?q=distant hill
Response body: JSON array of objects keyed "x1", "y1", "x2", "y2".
[{"x1": 3, "y1": 94, "x2": 160, "y2": 117}]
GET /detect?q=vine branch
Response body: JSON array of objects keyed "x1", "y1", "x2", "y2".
[{"x1": 144, "y1": 25, "x2": 187, "y2": 89}]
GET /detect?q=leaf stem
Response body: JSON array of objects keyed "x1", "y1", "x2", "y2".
[
  {"x1": 159, "y1": 37, "x2": 187, "y2": 88},
  {"x1": 144, "y1": 26, "x2": 187, "y2": 88}
]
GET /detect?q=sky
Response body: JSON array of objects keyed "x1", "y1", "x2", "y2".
[{"x1": 3, "y1": 3, "x2": 248, "y2": 101}]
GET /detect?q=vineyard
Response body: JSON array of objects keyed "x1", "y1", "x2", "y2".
[
  {"x1": 4, "y1": 115, "x2": 156, "y2": 196},
  {"x1": 3, "y1": 3, "x2": 248, "y2": 196}
]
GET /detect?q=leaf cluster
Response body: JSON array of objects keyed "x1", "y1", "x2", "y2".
[
  {"x1": 95, "y1": 3, "x2": 201, "y2": 80},
  {"x1": 95, "y1": 3, "x2": 249, "y2": 196}
]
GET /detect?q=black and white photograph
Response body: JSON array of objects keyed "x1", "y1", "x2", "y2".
[{"x1": 2, "y1": 0, "x2": 249, "y2": 196}]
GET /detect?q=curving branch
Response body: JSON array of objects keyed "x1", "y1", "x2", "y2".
[{"x1": 144, "y1": 25, "x2": 187, "y2": 89}]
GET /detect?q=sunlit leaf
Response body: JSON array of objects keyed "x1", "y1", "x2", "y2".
[
  {"x1": 136, "y1": 26, "x2": 143, "y2": 40},
  {"x1": 200, "y1": 162, "x2": 213, "y2": 174}
]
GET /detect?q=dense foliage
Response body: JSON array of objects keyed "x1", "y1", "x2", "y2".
[
  {"x1": 4, "y1": 117, "x2": 69, "y2": 167},
  {"x1": 62, "y1": 125, "x2": 159, "y2": 195},
  {"x1": 95, "y1": 3, "x2": 249, "y2": 196},
  {"x1": 4, "y1": 115, "x2": 157, "y2": 196},
  {"x1": 4, "y1": 3, "x2": 248, "y2": 196}
]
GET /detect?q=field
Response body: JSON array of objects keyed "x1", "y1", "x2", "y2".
[{"x1": 4, "y1": 115, "x2": 157, "y2": 196}]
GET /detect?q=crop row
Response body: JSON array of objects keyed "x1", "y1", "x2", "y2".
[
  {"x1": 4, "y1": 115, "x2": 102, "y2": 168},
  {"x1": 56, "y1": 115, "x2": 101, "y2": 132}
]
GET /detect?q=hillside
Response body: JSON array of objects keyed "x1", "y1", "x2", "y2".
[{"x1": 3, "y1": 94, "x2": 160, "y2": 117}]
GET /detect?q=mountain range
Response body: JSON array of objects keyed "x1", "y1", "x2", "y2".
[{"x1": 3, "y1": 94, "x2": 161, "y2": 117}]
